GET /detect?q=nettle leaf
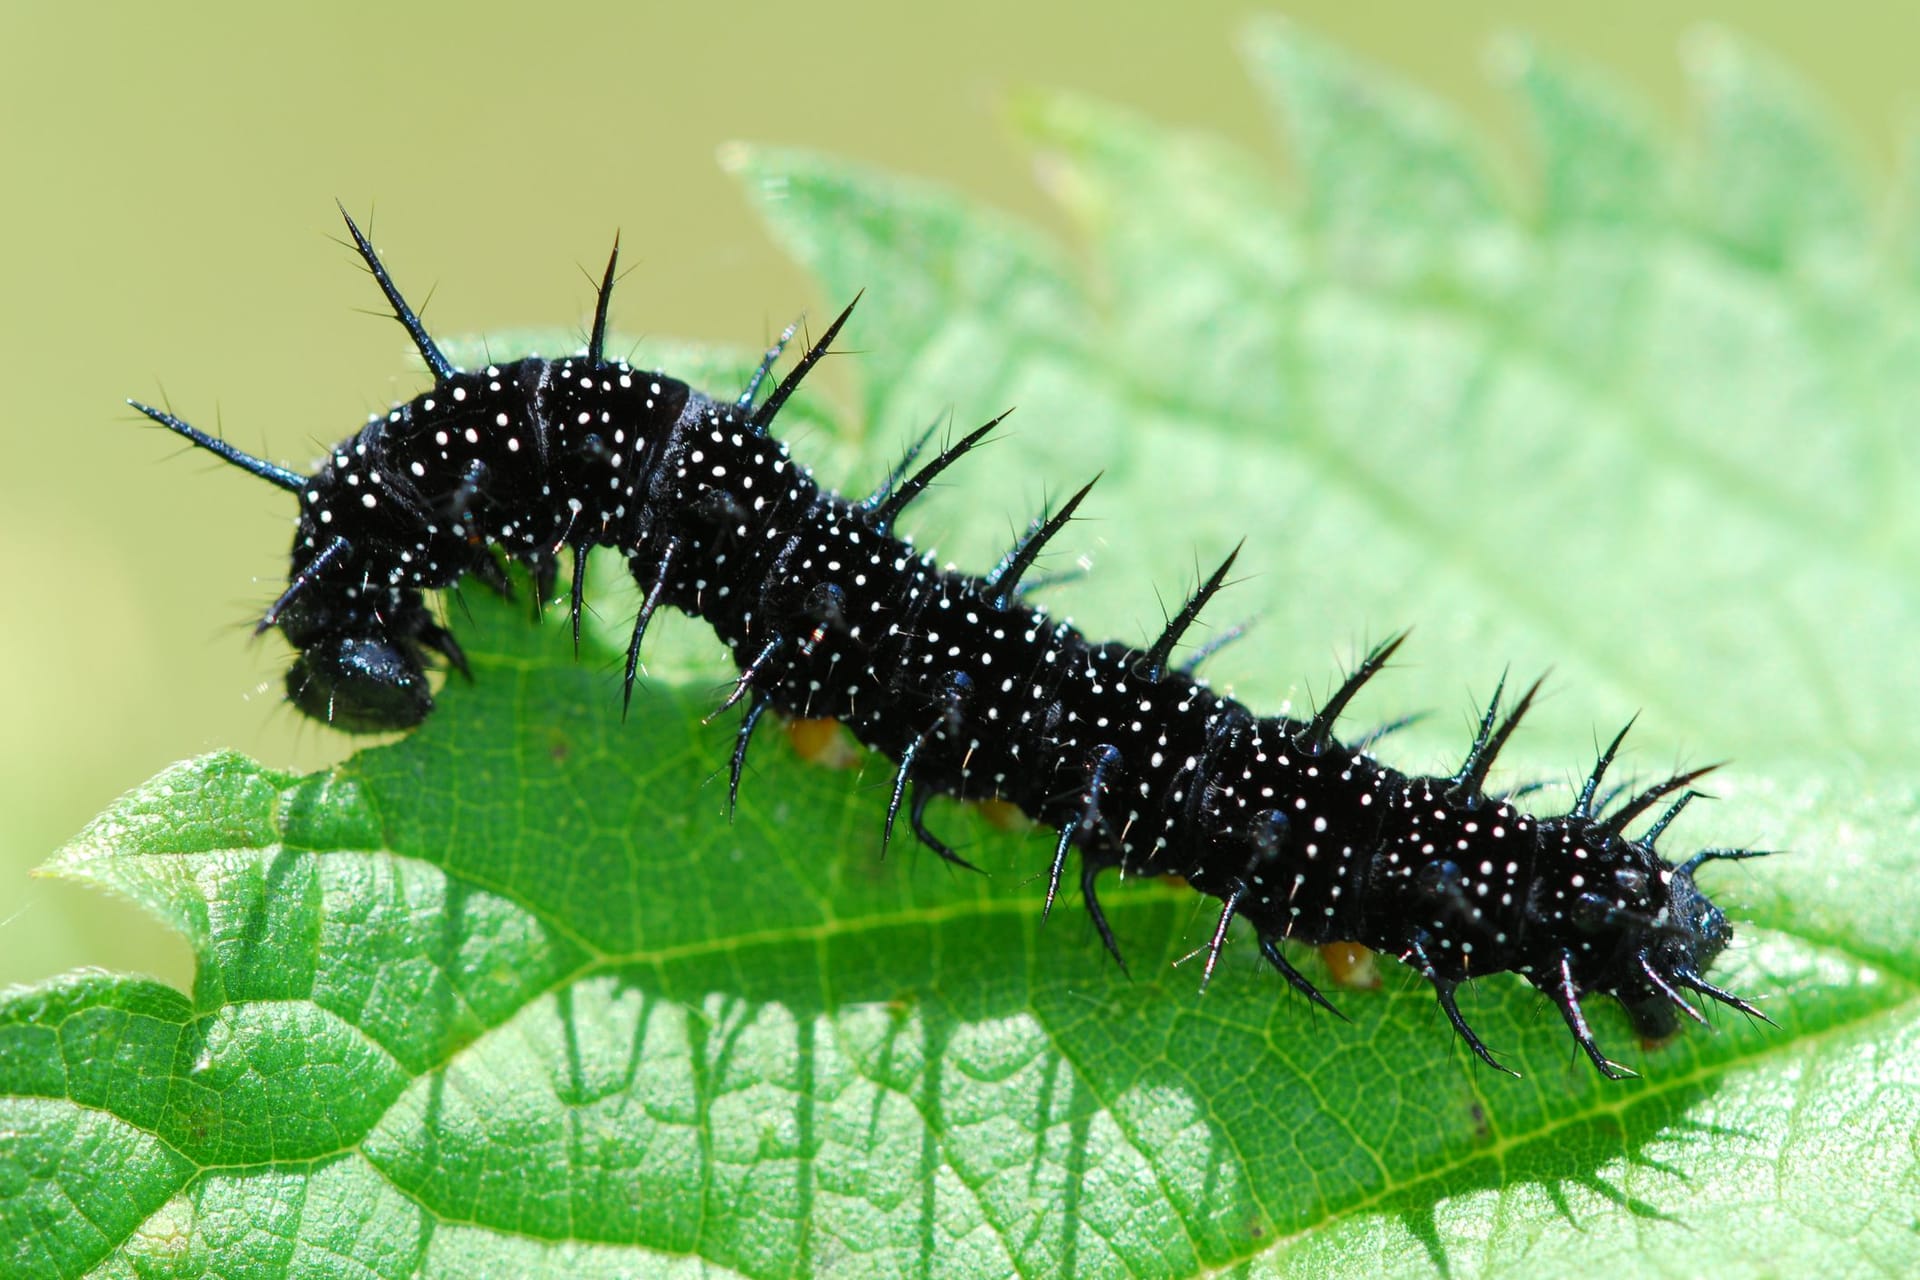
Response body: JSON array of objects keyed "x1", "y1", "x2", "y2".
[{"x1": 7, "y1": 24, "x2": 1920, "y2": 1279}]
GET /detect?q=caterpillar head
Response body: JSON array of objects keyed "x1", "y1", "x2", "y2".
[
  {"x1": 129, "y1": 400, "x2": 468, "y2": 734},
  {"x1": 274, "y1": 584, "x2": 458, "y2": 733},
  {"x1": 1610, "y1": 846, "x2": 1756, "y2": 1038},
  {"x1": 286, "y1": 630, "x2": 432, "y2": 731},
  {"x1": 1518, "y1": 814, "x2": 1768, "y2": 1074},
  {"x1": 1520, "y1": 730, "x2": 1772, "y2": 1071}
]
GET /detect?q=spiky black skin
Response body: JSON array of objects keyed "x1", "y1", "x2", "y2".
[{"x1": 138, "y1": 216, "x2": 1768, "y2": 1078}]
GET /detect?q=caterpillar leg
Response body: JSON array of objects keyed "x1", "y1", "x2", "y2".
[
  {"x1": 909, "y1": 786, "x2": 978, "y2": 873},
  {"x1": 1080, "y1": 862, "x2": 1129, "y2": 976},
  {"x1": 1546, "y1": 952, "x2": 1635, "y2": 1080},
  {"x1": 1045, "y1": 744, "x2": 1125, "y2": 920},
  {"x1": 1257, "y1": 938, "x2": 1346, "y2": 1020},
  {"x1": 728, "y1": 696, "x2": 771, "y2": 818},
  {"x1": 622, "y1": 537, "x2": 682, "y2": 718},
  {"x1": 1407, "y1": 934, "x2": 1517, "y2": 1077},
  {"x1": 882, "y1": 672, "x2": 976, "y2": 858}
]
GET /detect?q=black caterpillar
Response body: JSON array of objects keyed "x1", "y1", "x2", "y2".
[{"x1": 134, "y1": 209, "x2": 1770, "y2": 1077}]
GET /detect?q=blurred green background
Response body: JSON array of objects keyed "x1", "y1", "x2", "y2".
[{"x1": 4, "y1": 1, "x2": 1916, "y2": 993}]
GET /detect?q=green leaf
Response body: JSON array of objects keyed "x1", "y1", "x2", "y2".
[{"x1": 7, "y1": 24, "x2": 1920, "y2": 1279}]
